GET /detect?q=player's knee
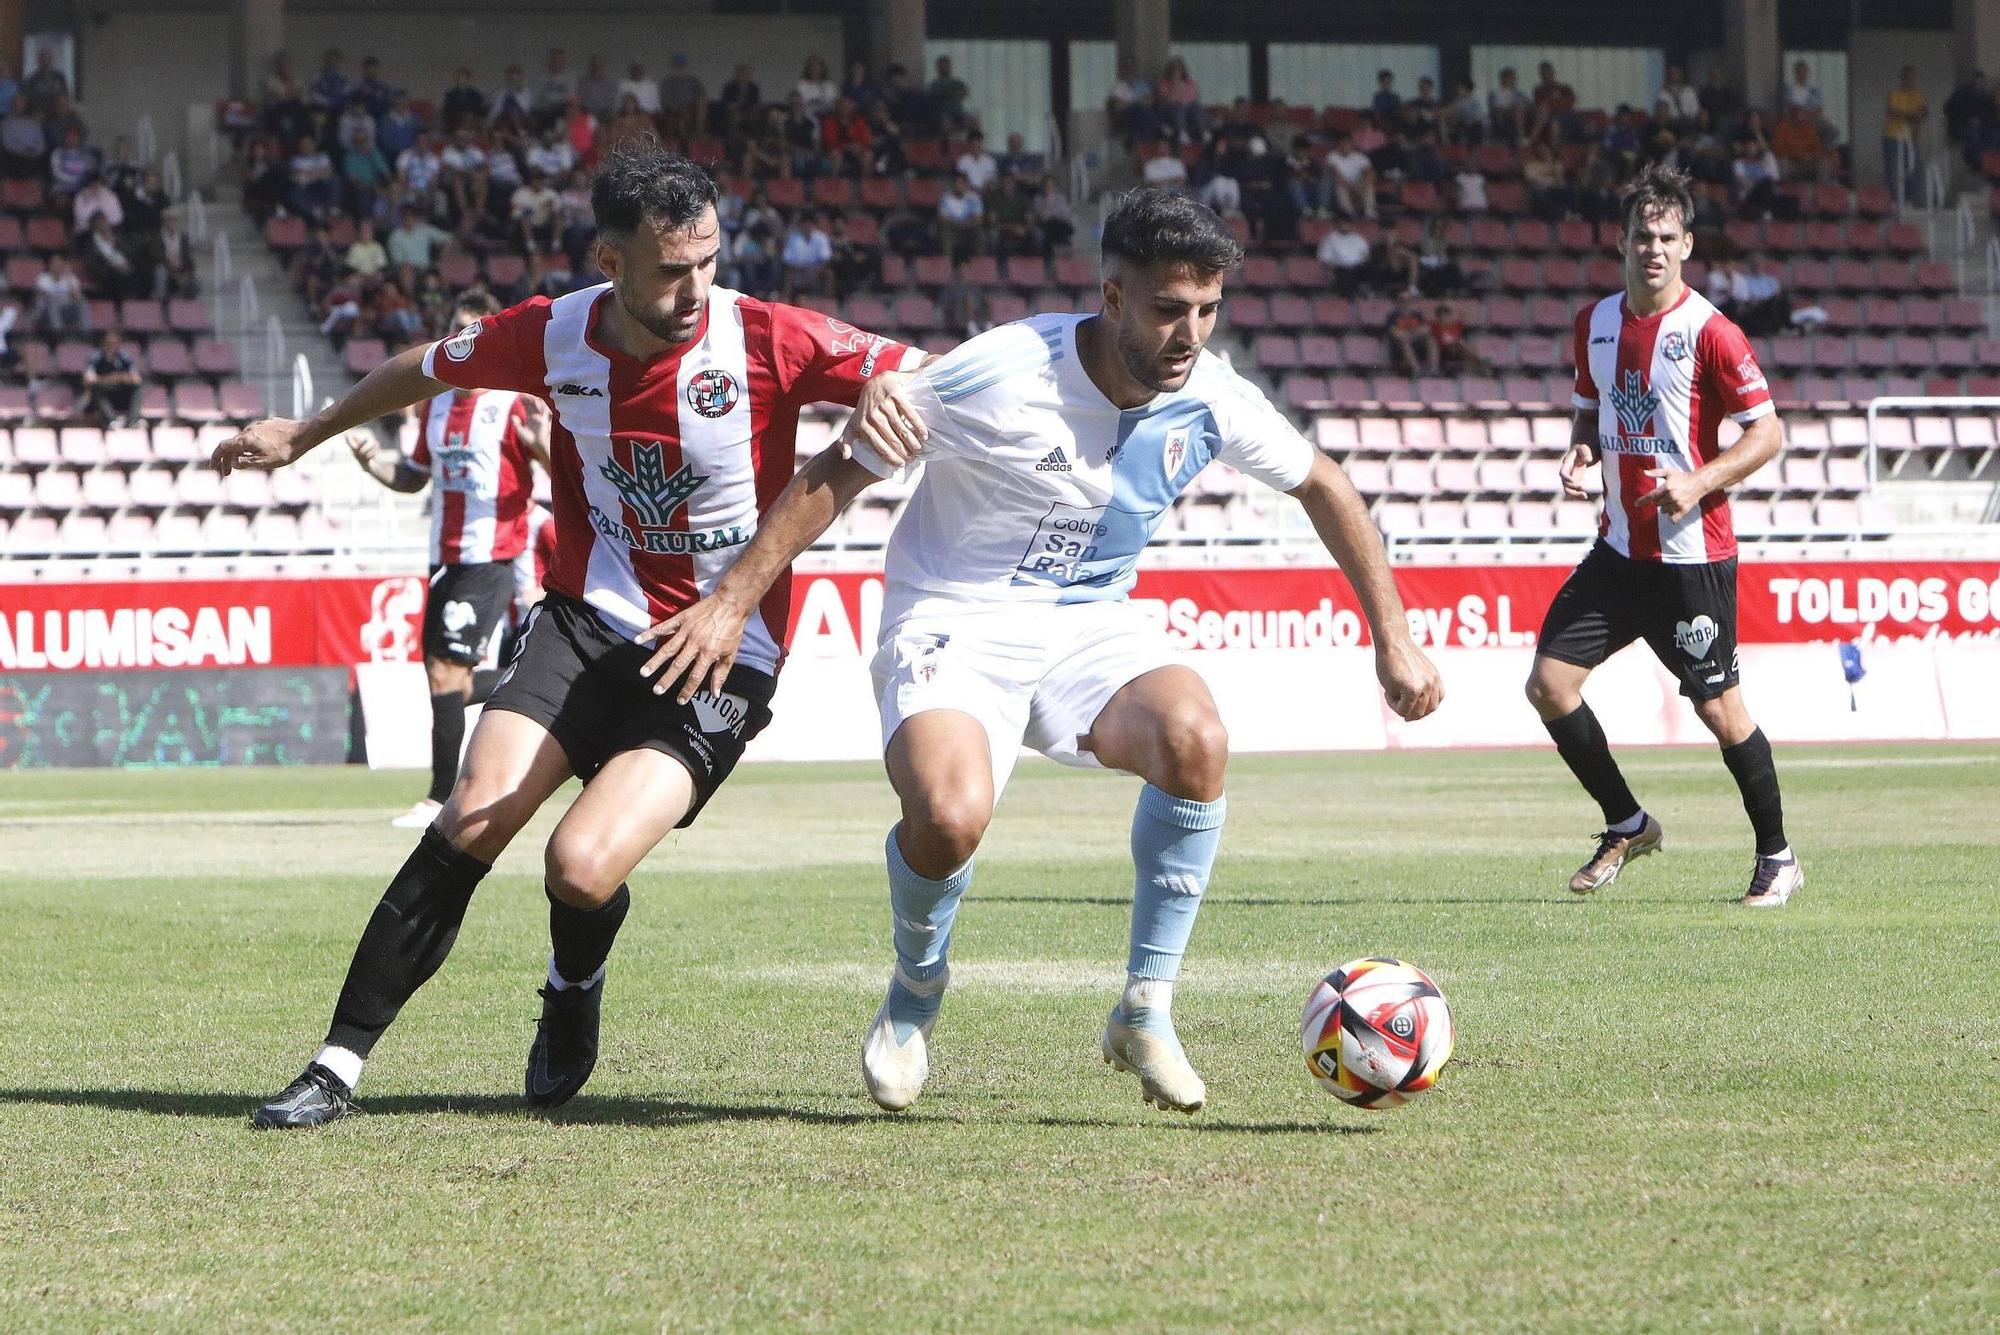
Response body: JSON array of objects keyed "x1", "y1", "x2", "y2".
[
  {"x1": 425, "y1": 657, "x2": 471, "y2": 695},
  {"x1": 1524, "y1": 670, "x2": 1572, "y2": 717},
  {"x1": 439, "y1": 779, "x2": 535, "y2": 861},
  {"x1": 1154, "y1": 707, "x2": 1229, "y2": 794},
  {"x1": 903, "y1": 788, "x2": 991, "y2": 869},
  {"x1": 544, "y1": 834, "x2": 624, "y2": 907}
]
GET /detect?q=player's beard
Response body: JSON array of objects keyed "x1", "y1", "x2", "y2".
[
  {"x1": 1115, "y1": 320, "x2": 1198, "y2": 394},
  {"x1": 618, "y1": 285, "x2": 704, "y2": 345}
]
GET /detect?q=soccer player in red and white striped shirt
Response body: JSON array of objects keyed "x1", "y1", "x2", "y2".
[
  {"x1": 349, "y1": 294, "x2": 550, "y2": 830},
  {"x1": 214, "y1": 143, "x2": 929, "y2": 1127},
  {"x1": 1527, "y1": 164, "x2": 1801, "y2": 909}
]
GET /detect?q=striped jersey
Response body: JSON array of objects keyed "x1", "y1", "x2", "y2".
[
  {"x1": 849, "y1": 313, "x2": 1316, "y2": 627},
  {"x1": 422, "y1": 283, "x2": 916, "y2": 673},
  {"x1": 1571, "y1": 287, "x2": 1774, "y2": 563},
  {"x1": 408, "y1": 388, "x2": 535, "y2": 566}
]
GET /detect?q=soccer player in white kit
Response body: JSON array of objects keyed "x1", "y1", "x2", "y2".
[{"x1": 644, "y1": 190, "x2": 1444, "y2": 1114}]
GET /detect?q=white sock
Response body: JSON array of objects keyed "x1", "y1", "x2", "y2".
[
  {"x1": 313, "y1": 1044, "x2": 365, "y2": 1090},
  {"x1": 1610, "y1": 810, "x2": 1647, "y2": 835},
  {"x1": 1765, "y1": 845, "x2": 1794, "y2": 864},
  {"x1": 1122, "y1": 976, "x2": 1173, "y2": 1014},
  {"x1": 547, "y1": 958, "x2": 605, "y2": 991}
]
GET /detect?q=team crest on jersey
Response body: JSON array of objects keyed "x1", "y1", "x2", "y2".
[
  {"x1": 1163, "y1": 427, "x2": 1189, "y2": 480},
  {"x1": 686, "y1": 368, "x2": 740, "y2": 418},
  {"x1": 441, "y1": 322, "x2": 479, "y2": 363},
  {"x1": 1661, "y1": 331, "x2": 1688, "y2": 362},
  {"x1": 1608, "y1": 369, "x2": 1660, "y2": 436}
]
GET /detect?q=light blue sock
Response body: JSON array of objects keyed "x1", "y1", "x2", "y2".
[
  {"x1": 884, "y1": 824, "x2": 973, "y2": 1039},
  {"x1": 1121, "y1": 785, "x2": 1226, "y2": 1036}
]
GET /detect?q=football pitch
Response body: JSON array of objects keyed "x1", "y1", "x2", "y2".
[{"x1": 2, "y1": 744, "x2": 1995, "y2": 1330}]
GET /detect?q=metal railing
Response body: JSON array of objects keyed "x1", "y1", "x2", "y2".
[
  {"x1": 135, "y1": 112, "x2": 156, "y2": 165},
  {"x1": 291, "y1": 353, "x2": 314, "y2": 419},
  {"x1": 161, "y1": 150, "x2": 182, "y2": 202},
  {"x1": 185, "y1": 191, "x2": 209, "y2": 244},
  {"x1": 1862, "y1": 395, "x2": 2000, "y2": 485},
  {"x1": 211, "y1": 230, "x2": 232, "y2": 286},
  {"x1": 236, "y1": 271, "x2": 261, "y2": 329}
]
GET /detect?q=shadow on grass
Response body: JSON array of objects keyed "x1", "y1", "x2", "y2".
[
  {"x1": 974, "y1": 895, "x2": 1590, "y2": 908},
  {"x1": 0, "y1": 1087, "x2": 1375, "y2": 1135}
]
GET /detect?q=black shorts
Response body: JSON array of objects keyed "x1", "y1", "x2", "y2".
[
  {"x1": 1537, "y1": 541, "x2": 1741, "y2": 701},
  {"x1": 485, "y1": 592, "x2": 775, "y2": 827},
  {"x1": 423, "y1": 562, "x2": 516, "y2": 666}
]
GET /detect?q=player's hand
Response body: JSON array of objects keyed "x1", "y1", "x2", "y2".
[
  {"x1": 635, "y1": 595, "x2": 752, "y2": 705},
  {"x1": 1376, "y1": 635, "x2": 1444, "y2": 722},
  {"x1": 843, "y1": 369, "x2": 926, "y2": 468},
  {"x1": 346, "y1": 431, "x2": 382, "y2": 469},
  {"x1": 1557, "y1": 440, "x2": 1599, "y2": 500},
  {"x1": 1633, "y1": 467, "x2": 1707, "y2": 522},
  {"x1": 212, "y1": 418, "x2": 318, "y2": 475}
]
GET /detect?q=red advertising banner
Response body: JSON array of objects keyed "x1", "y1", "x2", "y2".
[{"x1": 4, "y1": 560, "x2": 1997, "y2": 675}]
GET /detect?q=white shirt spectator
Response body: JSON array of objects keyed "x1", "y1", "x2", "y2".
[
  {"x1": 36, "y1": 267, "x2": 84, "y2": 302},
  {"x1": 796, "y1": 78, "x2": 839, "y2": 116},
  {"x1": 1196, "y1": 173, "x2": 1241, "y2": 215},
  {"x1": 398, "y1": 146, "x2": 442, "y2": 193},
  {"x1": 1454, "y1": 169, "x2": 1488, "y2": 211},
  {"x1": 1141, "y1": 153, "x2": 1189, "y2": 187},
  {"x1": 938, "y1": 189, "x2": 983, "y2": 224},
  {"x1": 782, "y1": 225, "x2": 832, "y2": 267},
  {"x1": 441, "y1": 141, "x2": 487, "y2": 175},
  {"x1": 1317, "y1": 229, "x2": 1371, "y2": 269},
  {"x1": 527, "y1": 139, "x2": 576, "y2": 179},
  {"x1": 488, "y1": 149, "x2": 523, "y2": 188},
  {"x1": 617, "y1": 76, "x2": 661, "y2": 115},
  {"x1": 512, "y1": 183, "x2": 560, "y2": 226},
  {"x1": 1326, "y1": 147, "x2": 1373, "y2": 184},
  {"x1": 956, "y1": 148, "x2": 999, "y2": 192},
  {"x1": 1656, "y1": 83, "x2": 1700, "y2": 121},
  {"x1": 72, "y1": 181, "x2": 122, "y2": 234},
  {"x1": 1784, "y1": 78, "x2": 1823, "y2": 114}
]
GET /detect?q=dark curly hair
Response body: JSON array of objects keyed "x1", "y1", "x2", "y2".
[
  {"x1": 1100, "y1": 187, "x2": 1244, "y2": 276},
  {"x1": 1620, "y1": 162, "x2": 1696, "y2": 237},
  {"x1": 591, "y1": 137, "x2": 720, "y2": 238}
]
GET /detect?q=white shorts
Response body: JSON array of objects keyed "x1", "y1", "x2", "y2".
[{"x1": 871, "y1": 599, "x2": 1185, "y2": 797}]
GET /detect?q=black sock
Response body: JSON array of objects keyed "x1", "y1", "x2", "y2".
[
  {"x1": 1720, "y1": 727, "x2": 1788, "y2": 857},
  {"x1": 324, "y1": 827, "x2": 491, "y2": 1056},
  {"x1": 1543, "y1": 702, "x2": 1641, "y2": 827},
  {"x1": 427, "y1": 691, "x2": 467, "y2": 804},
  {"x1": 548, "y1": 882, "x2": 631, "y2": 987}
]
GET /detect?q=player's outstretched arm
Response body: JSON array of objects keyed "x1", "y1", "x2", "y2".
[
  {"x1": 346, "y1": 431, "x2": 427, "y2": 493},
  {"x1": 1558, "y1": 409, "x2": 1600, "y2": 500},
  {"x1": 210, "y1": 344, "x2": 450, "y2": 475},
  {"x1": 1288, "y1": 452, "x2": 1445, "y2": 721},
  {"x1": 637, "y1": 449, "x2": 881, "y2": 703},
  {"x1": 1635, "y1": 411, "x2": 1780, "y2": 523}
]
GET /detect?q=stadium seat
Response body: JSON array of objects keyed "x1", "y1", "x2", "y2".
[
  {"x1": 127, "y1": 467, "x2": 176, "y2": 508},
  {"x1": 34, "y1": 467, "x2": 83, "y2": 509},
  {"x1": 57, "y1": 512, "x2": 108, "y2": 552},
  {"x1": 0, "y1": 471, "x2": 32, "y2": 510}
]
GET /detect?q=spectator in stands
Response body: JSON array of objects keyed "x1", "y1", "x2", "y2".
[
  {"x1": 83, "y1": 214, "x2": 138, "y2": 298},
  {"x1": 1403, "y1": 76, "x2": 1443, "y2": 136},
  {"x1": 1731, "y1": 115, "x2": 1781, "y2": 216},
  {"x1": 1140, "y1": 140, "x2": 1190, "y2": 191},
  {"x1": 841, "y1": 59, "x2": 883, "y2": 114},
  {"x1": 308, "y1": 47, "x2": 350, "y2": 114},
  {"x1": 828, "y1": 214, "x2": 882, "y2": 298},
  {"x1": 23, "y1": 46, "x2": 69, "y2": 118},
  {"x1": 1431, "y1": 303, "x2": 1484, "y2": 373},
  {"x1": 381, "y1": 201, "x2": 446, "y2": 286},
  {"x1": 796, "y1": 55, "x2": 838, "y2": 119},
  {"x1": 616, "y1": 62, "x2": 660, "y2": 118},
  {"x1": 81, "y1": 328, "x2": 141, "y2": 427},
  {"x1": 1527, "y1": 61, "x2": 1578, "y2": 145},
  {"x1": 575, "y1": 55, "x2": 616, "y2": 121},
  {"x1": 1413, "y1": 215, "x2": 1467, "y2": 296},
  {"x1": 1154, "y1": 56, "x2": 1205, "y2": 146},
  {"x1": 1032, "y1": 173, "x2": 1073, "y2": 255},
  {"x1": 297, "y1": 222, "x2": 340, "y2": 308},
  {"x1": 377, "y1": 97, "x2": 423, "y2": 164},
  {"x1": 535, "y1": 49, "x2": 576, "y2": 124},
  {"x1": 781, "y1": 211, "x2": 833, "y2": 299},
  {"x1": 989, "y1": 171, "x2": 1036, "y2": 254},
  {"x1": 559, "y1": 96, "x2": 599, "y2": 168},
  {"x1": 928, "y1": 55, "x2": 973, "y2": 137},
  {"x1": 1487, "y1": 67, "x2": 1529, "y2": 144},
  {"x1": 102, "y1": 136, "x2": 144, "y2": 200},
  {"x1": 71, "y1": 173, "x2": 122, "y2": 235},
  {"x1": 1783, "y1": 61, "x2": 1822, "y2": 120},
  {"x1": 511, "y1": 171, "x2": 562, "y2": 255},
  {"x1": 369, "y1": 277, "x2": 424, "y2": 341},
  {"x1": 780, "y1": 93, "x2": 823, "y2": 180},
  {"x1": 1522, "y1": 139, "x2": 1574, "y2": 220},
  {"x1": 0, "y1": 92, "x2": 44, "y2": 178},
  {"x1": 337, "y1": 95, "x2": 377, "y2": 155},
  {"x1": 287, "y1": 134, "x2": 338, "y2": 220},
  {"x1": 660, "y1": 55, "x2": 706, "y2": 137},
  {"x1": 1447, "y1": 78, "x2": 1489, "y2": 146},
  {"x1": 1325, "y1": 130, "x2": 1377, "y2": 220},
  {"x1": 1733, "y1": 253, "x2": 1791, "y2": 338},
  {"x1": 956, "y1": 130, "x2": 999, "y2": 192},
  {"x1": 1107, "y1": 59, "x2": 1158, "y2": 147},
  {"x1": 240, "y1": 138, "x2": 287, "y2": 222},
  {"x1": 48, "y1": 125, "x2": 96, "y2": 201},
  {"x1": 441, "y1": 67, "x2": 487, "y2": 131},
  {"x1": 718, "y1": 62, "x2": 762, "y2": 138},
  {"x1": 822, "y1": 98, "x2": 873, "y2": 177},
  {"x1": 0, "y1": 300, "x2": 18, "y2": 372},
  {"x1": 1454, "y1": 160, "x2": 1488, "y2": 211},
  {"x1": 397, "y1": 131, "x2": 443, "y2": 211},
  {"x1": 30, "y1": 254, "x2": 87, "y2": 333},
  {"x1": 1371, "y1": 70, "x2": 1403, "y2": 125},
  {"x1": 1654, "y1": 64, "x2": 1700, "y2": 135},
  {"x1": 1884, "y1": 65, "x2": 1928, "y2": 203},
  {"x1": 742, "y1": 115, "x2": 787, "y2": 178},
  {"x1": 998, "y1": 132, "x2": 1042, "y2": 178},
  {"x1": 1195, "y1": 153, "x2": 1241, "y2": 217},
  {"x1": 556, "y1": 168, "x2": 595, "y2": 270},
  {"x1": 1316, "y1": 217, "x2": 1373, "y2": 295},
  {"x1": 491, "y1": 65, "x2": 534, "y2": 128},
  {"x1": 526, "y1": 123, "x2": 577, "y2": 181},
  {"x1": 151, "y1": 208, "x2": 197, "y2": 299},
  {"x1": 1284, "y1": 136, "x2": 1332, "y2": 217},
  {"x1": 1386, "y1": 298, "x2": 1440, "y2": 375},
  {"x1": 43, "y1": 90, "x2": 85, "y2": 151},
  {"x1": 0, "y1": 59, "x2": 14, "y2": 114},
  {"x1": 936, "y1": 263, "x2": 992, "y2": 339},
  {"x1": 883, "y1": 63, "x2": 929, "y2": 133},
  {"x1": 318, "y1": 272, "x2": 361, "y2": 344},
  {"x1": 344, "y1": 216, "x2": 388, "y2": 280},
  {"x1": 936, "y1": 173, "x2": 985, "y2": 261},
  {"x1": 730, "y1": 222, "x2": 780, "y2": 297},
  {"x1": 340, "y1": 124, "x2": 392, "y2": 215},
  {"x1": 1945, "y1": 69, "x2": 1997, "y2": 169},
  {"x1": 1772, "y1": 101, "x2": 1829, "y2": 181},
  {"x1": 603, "y1": 94, "x2": 655, "y2": 158},
  {"x1": 867, "y1": 101, "x2": 906, "y2": 174}
]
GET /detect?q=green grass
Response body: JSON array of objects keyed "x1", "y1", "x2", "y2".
[{"x1": 2, "y1": 745, "x2": 1996, "y2": 1331}]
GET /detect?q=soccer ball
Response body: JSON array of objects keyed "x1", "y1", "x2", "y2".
[{"x1": 1301, "y1": 957, "x2": 1454, "y2": 1108}]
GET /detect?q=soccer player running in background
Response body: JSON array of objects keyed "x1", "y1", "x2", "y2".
[
  {"x1": 1527, "y1": 163, "x2": 1803, "y2": 908},
  {"x1": 643, "y1": 189, "x2": 1444, "y2": 1115},
  {"x1": 211, "y1": 142, "x2": 926, "y2": 1127},
  {"x1": 347, "y1": 291, "x2": 551, "y2": 829}
]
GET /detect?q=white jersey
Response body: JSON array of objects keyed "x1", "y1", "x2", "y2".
[{"x1": 850, "y1": 314, "x2": 1316, "y2": 627}]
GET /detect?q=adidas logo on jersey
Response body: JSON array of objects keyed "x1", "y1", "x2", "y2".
[{"x1": 1035, "y1": 448, "x2": 1071, "y2": 472}]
